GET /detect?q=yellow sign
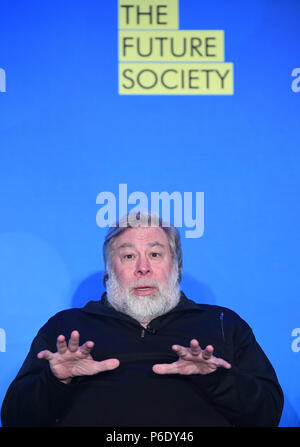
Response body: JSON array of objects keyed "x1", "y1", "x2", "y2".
[
  {"x1": 119, "y1": 30, "x2": 224, "y2": 62},
  {"x1": 119, "y1": 63, "x2": 233, "y2": 95},
  {"x1": 118, "y1": 0, "x2": 179, "y2": 29},
  {"x1": 118, "y1": 0, "x2": 234, "y2": 95}
]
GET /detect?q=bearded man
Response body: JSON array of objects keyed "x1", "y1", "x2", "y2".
[{"x1": 1, "y1": 213, "x2": 283, "y2": 427}]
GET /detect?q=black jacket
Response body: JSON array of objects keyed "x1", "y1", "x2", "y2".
[{"x1": 1, "y1": 293, "x2": 283, "y2": 427}]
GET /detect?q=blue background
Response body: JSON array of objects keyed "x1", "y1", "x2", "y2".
[{"x1": 0, "y1": 0, "x2": 299, "y2": 426}]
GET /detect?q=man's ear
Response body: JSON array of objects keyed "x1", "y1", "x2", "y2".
[{"x1": 103, "y1": 272, "x2": 109, "y2": 286}]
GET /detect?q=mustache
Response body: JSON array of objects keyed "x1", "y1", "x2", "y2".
[{"x1": 128, "y1": 279, "x2": 161, "y2": 291}]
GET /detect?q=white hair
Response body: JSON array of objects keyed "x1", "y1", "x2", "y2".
[{"x1": 106, "y1": 263, "x2": 181, "y2": 324}]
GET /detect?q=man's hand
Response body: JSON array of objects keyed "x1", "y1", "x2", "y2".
[
  {"x1": 152, "y1": 339, "x2": 231, "y2": 376},
  {"x1": 37, "y1": 330, "x2": 120, "y2": 384}
]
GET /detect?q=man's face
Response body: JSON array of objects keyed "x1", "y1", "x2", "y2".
[
  {"x1": 106, "y1": 226, "x2": 180, "y2": 324},
  {"x1": 110, "y1": 226, "x2": 173, "y2": 296}
]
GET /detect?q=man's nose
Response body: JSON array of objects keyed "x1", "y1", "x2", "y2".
[{"x1": 135, "y1": 256, "x2": 152, "y2": 276}]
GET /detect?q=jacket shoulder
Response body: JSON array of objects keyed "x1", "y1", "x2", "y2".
[
  {"x1": 46, "y1": 307, "x2": 83, "y2": 322},
  {"x1": 194, "y1": 302, "x2": 240, "y2": 318},
  {"x1": 194, "y1": 302, "x2": 252, "y2": 332},
  {"x1": 38, "y1": 307, "x2": 86, "y2": 334}
]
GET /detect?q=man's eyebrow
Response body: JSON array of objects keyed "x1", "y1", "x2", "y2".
[
  {"x1": 118, "y1": 243, "x2": 135, "y2": 249},
  {"x1": 117, "y1": 241, "x2": 165, "y2": 249},
  {"x1": 148, "y1": 241, "x2": 165, "y2": 248}
]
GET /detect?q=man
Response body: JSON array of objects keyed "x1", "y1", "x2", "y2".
[{"x1": 1, "y1": 212, "x2": 283, "y2": 426}]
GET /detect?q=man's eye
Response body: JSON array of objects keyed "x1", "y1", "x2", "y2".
[
  {"x1": 124, "y1": 254, "x2": 134, "y2": 260},
  {"x1": 150, "y1": 252, "x2": 161, "y2": 258}
]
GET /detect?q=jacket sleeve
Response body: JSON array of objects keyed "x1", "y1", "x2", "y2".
[
  {"x1": 191, "y1": 313, "x2": 284, "y2": 426},
  {"x1": 1, "y1": 326, "x2": 78, "y2": 427}
]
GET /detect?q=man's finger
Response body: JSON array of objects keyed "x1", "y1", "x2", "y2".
[
  {"x1": 152, "y1": 362, "x2": 179, "y2": 375},
  {"x1": 68, "y1": 330, "x2": 80, "y2": 352},
  {"x1": 80, "y1": 341, "x2": 95, "y2": 356},
  {"x1": 94, "y1": 358, "x2": 120, "y2": 373},
  {"x1": 202, "y1": 345, "x2": 214, "y2": 360},
  {"x1": 172, "y1": 344, "x2": 190, "y2": 359},
  {"x1": 189, "y1": 339, "x2": 202, "y2": 356},
  {"x1": 56, "y1": 335, "x2": 67, "y2": 354},
  {"x1": 37, "y1": 350, "x2": 54, "y2": 361},
  {"x1": 216, "y1": 358, "x2": 232, "y2": 369}
]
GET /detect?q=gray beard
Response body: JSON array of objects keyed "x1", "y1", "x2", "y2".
[{"x1": 106, "y1": 267, "x2": 181, "y2": 324}]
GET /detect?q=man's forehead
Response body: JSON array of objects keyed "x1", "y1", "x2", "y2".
[{"x1": 114, "y1": 226, "x2": 169, "y2": 247}]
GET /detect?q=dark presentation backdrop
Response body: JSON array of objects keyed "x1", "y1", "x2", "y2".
[{"x1": 0, "y1": 0, "x2": 299, "y2": 426}]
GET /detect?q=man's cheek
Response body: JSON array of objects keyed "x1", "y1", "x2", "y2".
[{"x1": 117, "y1": 271, "x2": 132, "y2": 288}]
